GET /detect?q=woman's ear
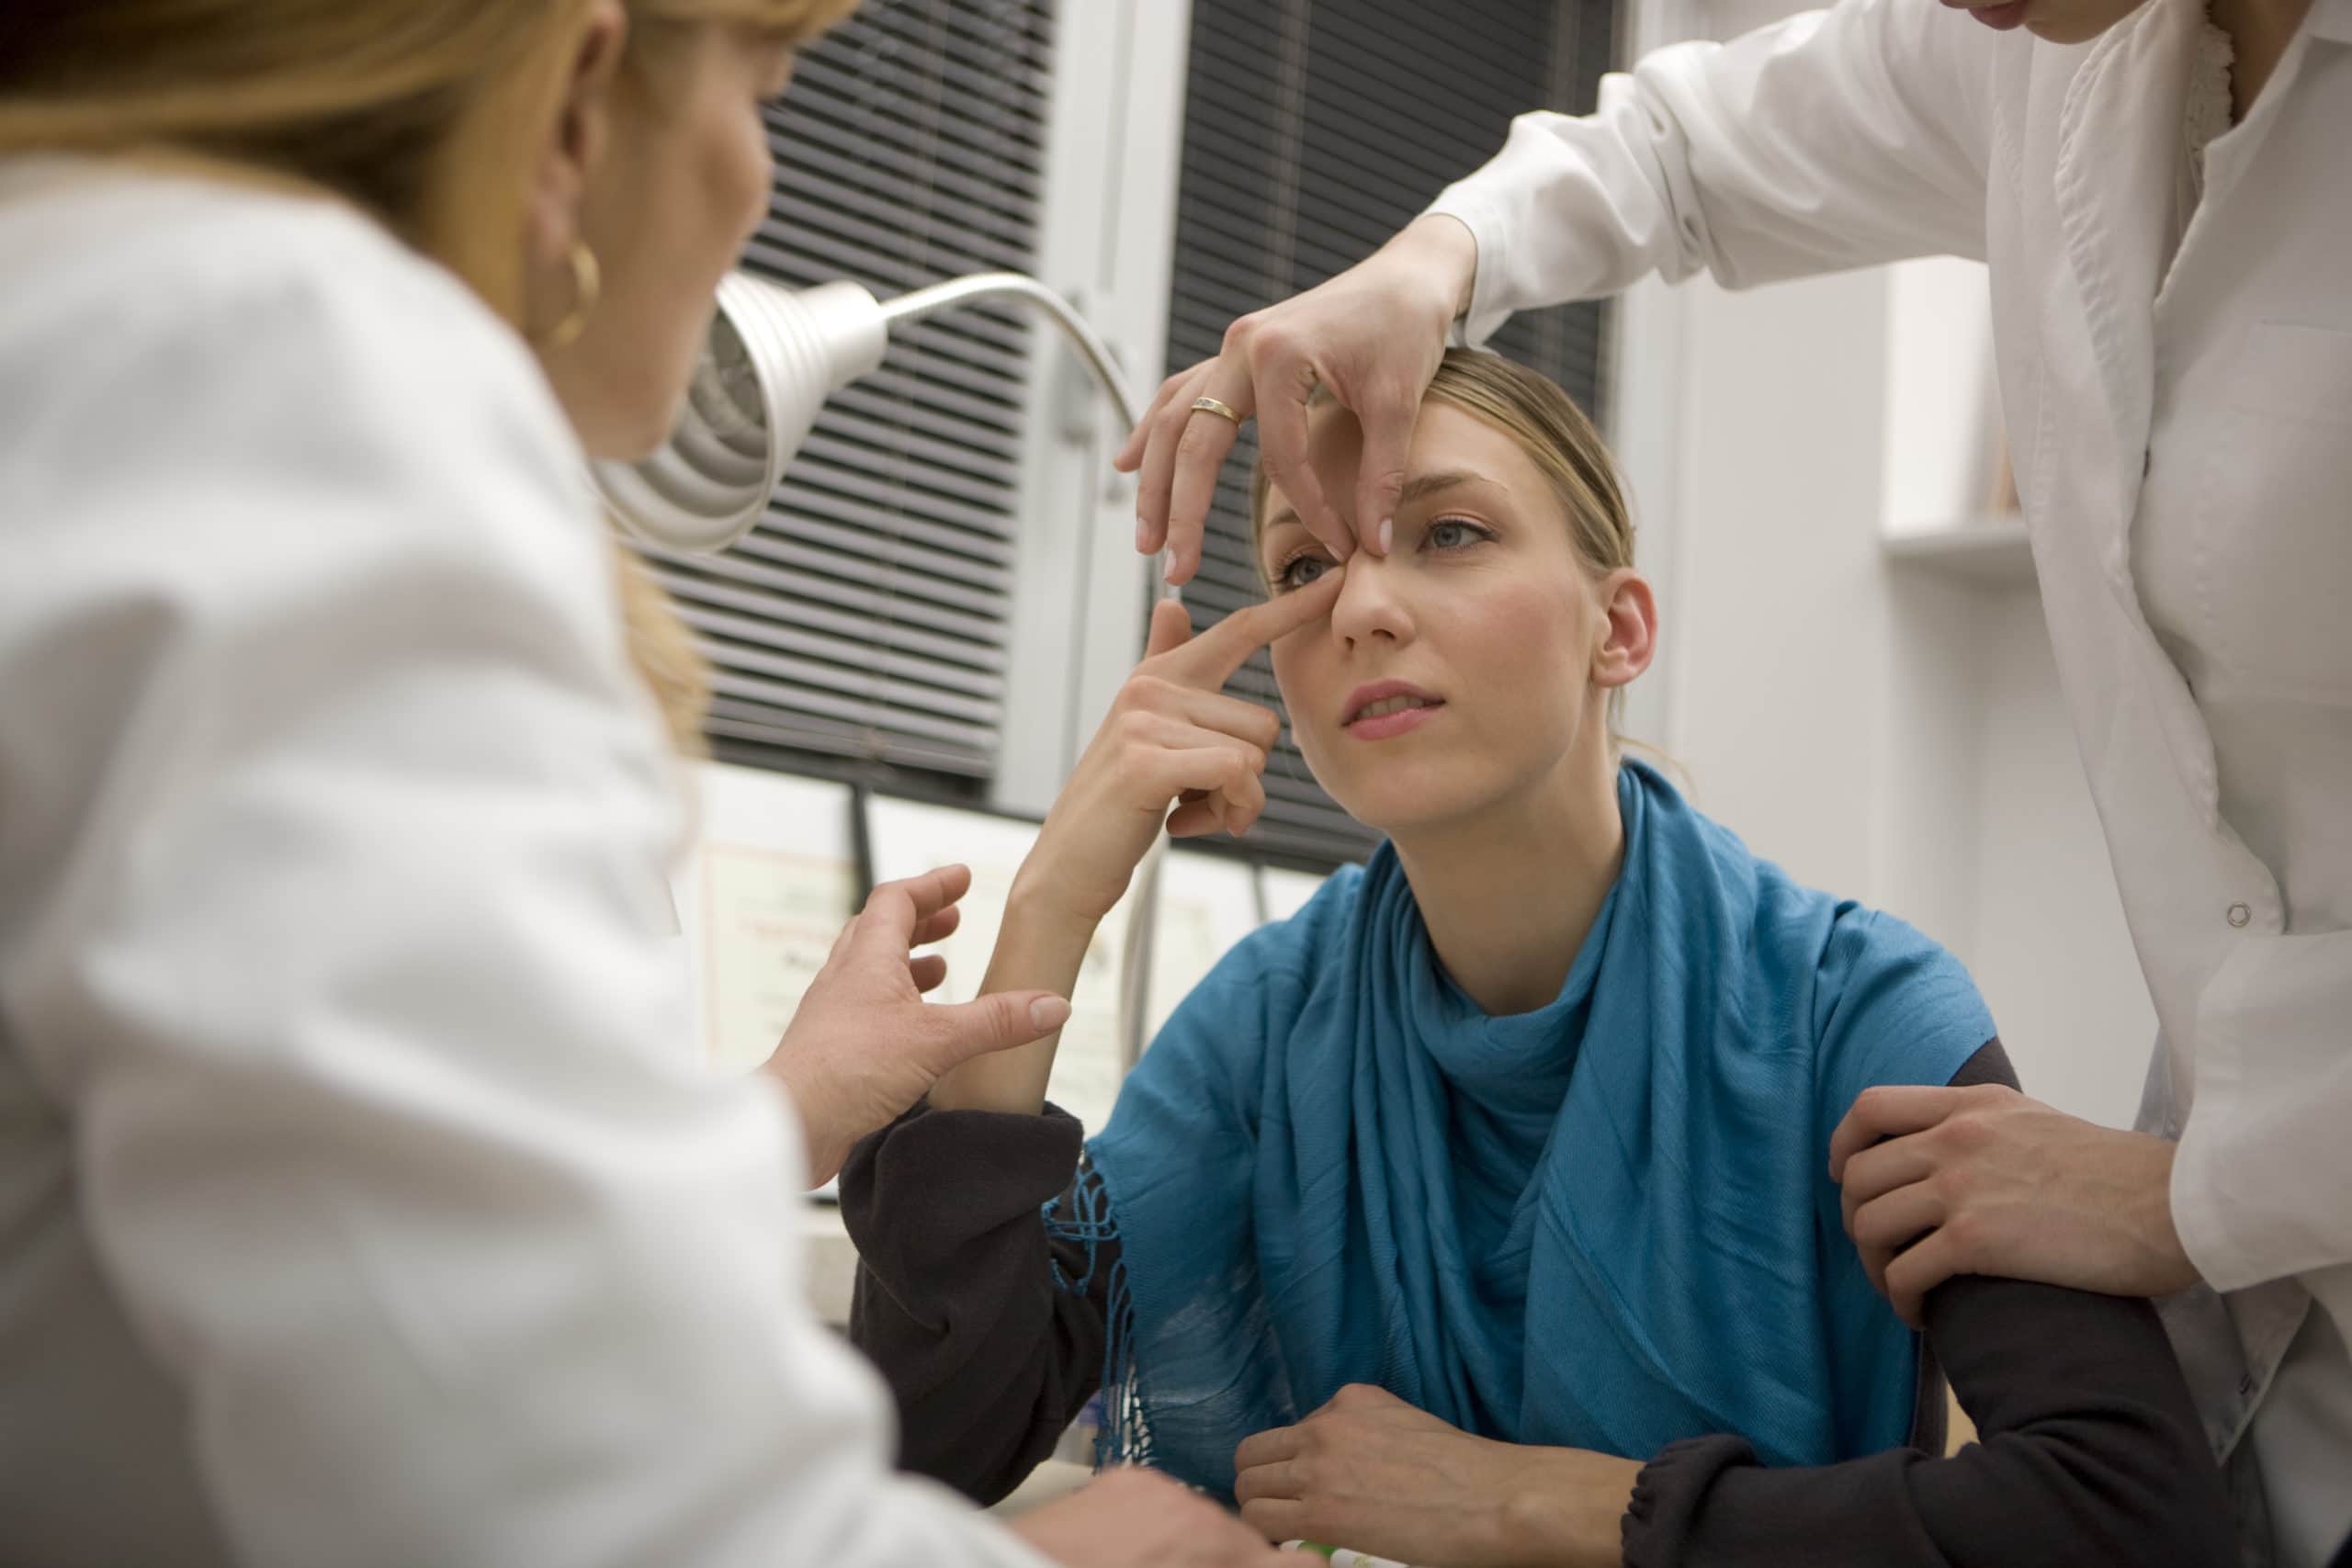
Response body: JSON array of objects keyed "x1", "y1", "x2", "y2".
[
  {"x1": 522, "y1": 1, "x2": 629, "y2": 281},
  {"x1": 1590, "y1": 568, "x2": 1657, "y2": 691}
]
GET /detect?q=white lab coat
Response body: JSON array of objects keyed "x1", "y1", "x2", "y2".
[
  {"x1": 1429, "y1": 0, "x2": 2352, "y2": 1558},
  {"x1": 0, "y1": 161, "x2": 1046, "y2": 1568}
]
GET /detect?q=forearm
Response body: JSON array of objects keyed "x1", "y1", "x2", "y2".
[
  {"x1": 1429, "y1": 0, "x2": 1995, "y2": 342},
  {"x1": 842, "y1": 1103, "x2": 1110, "y2": 1504},
  {"x1": 928, "y1": 877, "x2": 1100, "y2": 1115},
  {"x1": 1622, "y1": 1278, "x2": 2235, "y2": 1568}
]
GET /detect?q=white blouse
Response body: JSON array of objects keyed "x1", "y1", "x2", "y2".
[
  {"x1": 0, "y1": 162, "x2": 1044, "y2": 1568},
  {"x1": 2134, "y1": 23, "x2": 2352, "y2": 1561}
]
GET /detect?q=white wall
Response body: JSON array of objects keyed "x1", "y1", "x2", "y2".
[
  {"x1": 1629, "y1": 0, "x2": 2157, "y2": 1126},
  {"x1": 1962, "y1": 591, "x2": 2155, "y2": 1127}
]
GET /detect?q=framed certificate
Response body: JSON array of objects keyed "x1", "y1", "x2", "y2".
[
  {"x1": 1145, "y1": 849, "x2": 1263, "y2": 1045},
  {"x1": 865, "y1": 796, "x2": 1135, "y2": 1137},
  {"x1": 673, "y1": 762, "x2": 861, "y2": 1074}
]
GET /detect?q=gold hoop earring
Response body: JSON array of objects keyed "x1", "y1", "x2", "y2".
[{"x1": 537, "y1": 240, "x2": 600, "y2": 351}]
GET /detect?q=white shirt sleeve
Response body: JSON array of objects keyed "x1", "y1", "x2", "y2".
[
  {"x1": 2169, "y1": 937, "x2": 2352, "y2": 1294},
  {"x1": 2, "y1": 187, "x2": 1046, "y2": 1568},
  {"x1": 1426, "y1": 0, "x2": 2002, "y2": 344}
]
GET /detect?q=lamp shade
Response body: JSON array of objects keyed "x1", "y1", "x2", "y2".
[{"x1": 594, "y1": 273, "x2": 888, "y2": 554}]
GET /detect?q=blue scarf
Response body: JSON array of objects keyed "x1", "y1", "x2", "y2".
[{"x1": 1083, "y1": 761, "x2": 1992, "y2": 1495}]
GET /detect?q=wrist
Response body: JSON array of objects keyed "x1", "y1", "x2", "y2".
[
  {"x1": 770, "y1": 1063, "x2": 848, "y2": 1190},
  {"x1": 2140, "y1": 1136, "x2": 2203, "y2": 1294},
  {"x1": 1003, "y1": 868, "x2": 1109, "y2": 948},
  {"x1": 1395, "y1": 212, "x2": 1479, "y2": 321},
  {"x1": 1496, "y1": 1449, "x2": 1638, "y2": 1568}
]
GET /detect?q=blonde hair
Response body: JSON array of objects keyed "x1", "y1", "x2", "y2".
[
  {"x1": 1250, "y1": 348, "x2": 1638, "y2": 726},
  {"x1": 0, "y1": 0, "x2": 858, "y2": 750}
]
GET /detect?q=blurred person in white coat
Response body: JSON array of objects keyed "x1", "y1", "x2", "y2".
[
  {"x1": 1123, "y1": 0, "x2": 2351, "y2": 1559},
  {"x1": 0, "y1": 3, "x2": 1291, "y2": 1566}
]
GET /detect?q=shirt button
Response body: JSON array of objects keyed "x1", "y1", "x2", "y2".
[{"x1": 2226, "y1": 902, "x2": 2252, "y2": 928}]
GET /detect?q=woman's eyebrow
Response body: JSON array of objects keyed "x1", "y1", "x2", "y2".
[
  {"x1": 1395, "y1": 468, "x2": 1494, "y2": 507},
  {"x1": 1262, "y1": 468, "x2": 1496, "y2": 537}
]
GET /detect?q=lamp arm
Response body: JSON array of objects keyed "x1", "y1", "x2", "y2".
[
  {"x1": 879, "y1": 273, "x2": 1170, "y2": 1073},
  {"x1": 877, "y1": 273, "x2": 1146, "y2": 434}
]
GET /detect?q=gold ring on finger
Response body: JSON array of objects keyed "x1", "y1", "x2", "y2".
[{"x1": 1189, "y1": 395, "x2": 1245, "y2": 426}]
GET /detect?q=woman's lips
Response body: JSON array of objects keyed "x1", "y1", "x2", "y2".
[
  {"x1": 1969, "y1": 1, "x2": 2030, "y2": 28},
  {"x1": 1343, "y1": 700, "x2": 1445, "y2": 740}
]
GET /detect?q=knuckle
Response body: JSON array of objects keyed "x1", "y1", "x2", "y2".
[
  {"x1": 1244, "y1": 320, "x2": 1295, "y2": 366},
  {"x1": 1943, "y1": 1112, "x2": 1994, "y2": 1155}
]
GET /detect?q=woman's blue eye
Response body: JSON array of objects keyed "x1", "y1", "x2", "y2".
[
  {"x1": 1428, "y1": 518, "x2": 1482, "y2": 550},
  {"x1": 1277, "y1": 555, "x2": 1332, "y2": 592}
]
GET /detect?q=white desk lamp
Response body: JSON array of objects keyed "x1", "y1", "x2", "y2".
[{"x1": 594, "y1": 269, "x2": 1170, "y2": 1069}]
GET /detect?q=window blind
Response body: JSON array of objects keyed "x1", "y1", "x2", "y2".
[
  {"x1": 1165, "y1": 0, "x2": 1617, "y2": 866},
  {"x1": 634, "y1": 0, "x2": 1055, "y2": 781}
]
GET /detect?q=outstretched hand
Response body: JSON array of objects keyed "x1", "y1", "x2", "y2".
[{"x1": 763, "y1": 863, "x2": 1071, "y2": 1186}]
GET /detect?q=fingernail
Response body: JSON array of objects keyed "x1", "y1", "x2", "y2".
[
  {"x1": 1030, "y1": 997, "x2": 1071, "y2": 1032},
  {"x1": 1135, "y1": 519, "x2": 1152, "y2": 551},
  {"x1": 1377, "y1": 518, "x2": 1394, "y2": 553}
]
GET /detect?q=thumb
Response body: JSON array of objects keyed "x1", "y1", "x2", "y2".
[{"x1": 925, "y1": 989, "x2": 1073, "y2": 1066}]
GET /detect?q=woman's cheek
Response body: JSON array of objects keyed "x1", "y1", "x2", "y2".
[
  {"x1": 730, "y1": 127, "x2": 774, "y2": 246},
  {"x1": 1269, "y1": 638, "x2": 1328, "y2": 761}
]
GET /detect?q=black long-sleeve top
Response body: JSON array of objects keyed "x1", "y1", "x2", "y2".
[{"x1": 842, "y1": 1041, "x2": 2235, "y2": 1567}]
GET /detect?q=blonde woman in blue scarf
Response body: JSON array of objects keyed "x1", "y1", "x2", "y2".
[{"x1": 842, "y1": 351, "x2": 2233, "y2": 1568}]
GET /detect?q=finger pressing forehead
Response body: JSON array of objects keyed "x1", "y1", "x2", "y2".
[{"x1": 1262, "y1": 399, "x2": 1395, "y2": 536}]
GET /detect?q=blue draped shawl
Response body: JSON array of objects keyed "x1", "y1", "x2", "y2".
[{"x1": 1082, "y1": 761, "x2": 1991, "y2": 1494}]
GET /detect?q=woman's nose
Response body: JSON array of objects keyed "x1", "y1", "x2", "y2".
[{"x1": 1329, "y1": 556, "x2": 1412, "y2": 647}]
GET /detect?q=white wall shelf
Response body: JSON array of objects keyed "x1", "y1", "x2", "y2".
[{"x1": 1883, "y1": 516, "x2": 2035, "y2": 588}]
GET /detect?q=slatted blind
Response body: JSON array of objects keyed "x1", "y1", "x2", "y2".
[
  {"x1": 634, "y1": 0, "x2": 1055, "y2": 781},
  {"x1": 1168, "y1": 0, "x2": 1617, "y2": 865}
]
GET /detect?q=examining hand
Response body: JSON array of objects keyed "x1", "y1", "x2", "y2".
[
  {"x1": 1114, "y1": 214, "x2": 1476, "y2": 586},
  {"x1": 761, "y1": 864, "x2": 1071, "y2": 1187},
  {"x1": 1019, "y1": 570, "x2": 1346, "y2": 926},
  {"x1": 1829, "y1": 1082, "x2": 2202, "y2": 1326},
  {"x1": 1231, "y1": 1383, "x2": 1638, "y2": 1568},
  {"x1": 1010, "y1": 1466, "x2": 1288, "y2": 1568}
]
